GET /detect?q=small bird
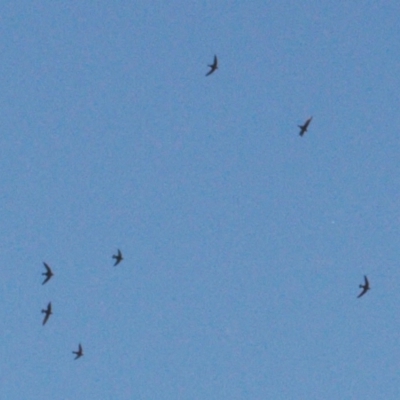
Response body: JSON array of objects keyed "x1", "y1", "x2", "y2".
[
  {"x1": 112, "y1": 249, "x2": 123, "y2": 266},
  {"x1": 357, "y1": 275, "x2": 370, "y2": 298},
  {"x1": 41, "y1": 302, "x2": 52, "y2": 325},
  {"x1": 42, "y1": 262, "x2": 54, "y2": 285},
  {"x1": 205, "y1": 55, "x2": 218, "y2": 76},
  {"x1": 298, "y1": 117, "x2": 313, "y2": 136},
  {"x1": 72, "y1": 343, "x2": 83, "y2": 360}
]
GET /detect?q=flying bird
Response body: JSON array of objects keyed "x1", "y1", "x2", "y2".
[
  {"x1": 41, "y1": 302, "x2": 52, "y2": 325},
  {"x1": 357, "y1": 275, "x2": 370, "y2": 298},
  {"x1": 72, "y1": 343, "x2": 83, "y2": 360},
  {"x1": 112, "y1": 249, "x2": 123, "y2": 266},
  {"x1": 205, "y1": 55, "x2": 218, "y2": 76},
  {"x1": 42, "y1": 262, "x2": 54, "y2": 285},
  {"x1": 298, "y1": 117, "x2": 313, "y2": 136}
]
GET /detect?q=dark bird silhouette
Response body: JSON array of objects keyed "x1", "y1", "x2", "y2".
[
  {"x1": 357, "y1": 275, "x2": 370, "y2": 298},
  {"x1": 72, "y1": 343, "x2": 83, "y2": 360},
  {"x1": 112, "y1": 249, "x2": 123, "y2": 266},
  {"x1": 298, "y1": 117, "x2": 313, "y2": 136},
  {"x1": 205, "y1": 55, "x2": 218, "y2": 76},
  {"x1": 42, "y1": 262, "x2": 54, "y2": 285},
  {"x1": 41, "y1": 302, "x2": 52, "y2": 325}
]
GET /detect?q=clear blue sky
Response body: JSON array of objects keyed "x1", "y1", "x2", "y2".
[{"x1": 1, "y1": 2, "x2": 400, "y2": 399}]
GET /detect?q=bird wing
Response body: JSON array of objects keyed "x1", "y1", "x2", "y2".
[
  {"x1": 43, "y1": 262, "x2": 51, "y2": 273},
  {"x1": 42, "y1": 312, "x2": 50, "y2": 325},
  {"x1": 364, "y1": 275, "x2": 369, "y2": 286},
  {"x1": 213, "y1": 55, "x2": 218, "y2": 67},
  {"x1": 42, "y1": 275, "x2": 50, "y2": 285},
  {"x1": 357, "y1": 287, "x2": 368, "y2": 298}
]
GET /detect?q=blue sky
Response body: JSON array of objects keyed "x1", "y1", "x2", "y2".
[{"x1": 1, "y1": 2, "x2": 400, "y2": 399}]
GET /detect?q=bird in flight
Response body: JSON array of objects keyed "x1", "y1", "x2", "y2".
[
  {"x1": 42, "y1": 262, "x2": 54, "y2": 285},
  {"x1": 357, "y1": 275, "x2": 370, "y2": 298},
  {"x1": 112, "y1": 249, "x2": 123, "y2": 266},
  {"x1": 42, "y1": 302, "x2": 52, "y2": 325},
  {"x1": 72, "y1": 343, "x2": 83, "y2": 360},
  {"x1": 206, "y1": 55, "x2": 218, "y2": 76},
  {"x1": 298, "y1": 117, "x2": 313, "y2": 136}
]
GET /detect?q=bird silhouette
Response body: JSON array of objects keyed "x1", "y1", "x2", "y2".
[
  {"x1": 112, "y1": 249, "x2": 123, "y2": 266},
  {"x1": 72, "y1": 343, "x2": 83, "y2": 360},
  {"x1": 42, "y1": 262, "x2": 54, "y2": 285},
  {"x1": 357, "y1": 275, "x2": 370, "y2": 298},
  {"x1": 41, "y1": 302, "x2": 52, "y2": 325},
  {"x1": 206, "y1": 55, "x2": 218, "y2": 76},
  {"x1": 298, "y1": 117, "x2": 313, "y2": 136}
]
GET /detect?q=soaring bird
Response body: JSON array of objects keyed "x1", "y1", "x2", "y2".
[
  {"x1": 112, "y1": 249, "x2": 123, "y2": 266},
  {"x1": 357, "y1": 275, "x2": 370, "y2": 298},
  {"x1": 72, "y1": 343, "x2": 83, "y2": 360},
  {"x1": 205, "y1": 55, "x2": 218, "y2": 76},
  {"x1": 42, "y1": 262, "x2": 54, "y2": 285},
  {"x1": 41, "y1": 302, "x2": 52, "y2": 325},
  {"x1": 298, "y1": 117, "x2": 313, "y2": 136}
]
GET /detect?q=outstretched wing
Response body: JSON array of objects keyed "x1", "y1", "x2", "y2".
[
  {"x1": 305, "y1": 117, "x2": 312, "y2": 128},
  {"x1": 42, "y1": 306, "x2": 51, "y2": 325},
  {"x1": 205, "y1": 68, "x2": 214, "y2": 77},
  {"x1": 357, "y1": 287, "x2": 368, "y2": 298},
  {"x1": 43, "y1": 262, "x2": 51, "y2": 273}
]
